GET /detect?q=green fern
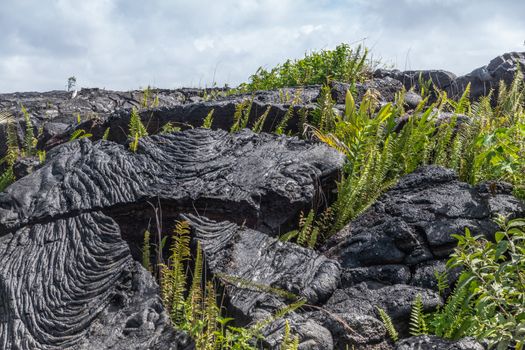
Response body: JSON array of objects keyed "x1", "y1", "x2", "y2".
[
  {"x1": 311, "y1": 85, "x2": 335, "y2": 132},
  {"x1": 430, "y1": 282, "x2": 471, "y2": 339},
  {"x1": 129, "y1": 107, "x2": 148, "y2": 152},
  {"x1": 1, "y1": 116, "x2": 20, "y2": 167},
  {"x1": 297, "y1": 210, "x2": 315, "y2": 246},
  {"x1": 160, "y1": 122, "x2": 181, "y2": 134},
  {"x1": 0, "y1": 167, "x2": 14, "y2": 192},
  {"x1": 37, "y1": 150, "x2": 46, "y2": 164},
  {"x1": 160, "y1": 220, "x2": 191, "y2": 326},
  {"x1": 376, "y1": 307, "x2": 398, "y2": 342},
  {"x1": 409, "y1": 294, "x2": 428, "y2": 336},
  {"x1": 0, "y1": 115, "x2": 19, "y2": 191},
  {"x1": 252, "y1": 105, "x2": 271, "y2": 133},
  {"x1": 102, "y1": 127, "x2": 110, "y2": 140},
  {"x1": 142, "y1": 230, "x2": 152, "y2": 273},
  {"x1": 434, "y1": 269, "x2": 449, "y2": 297},
  {"x1": 202, "y1": 109, "x2": 215, "y2": 129},
  {"x1": 69, "y1": 129, "x2": 93, "y2": 141},
  {"x1": 231, "y1": 98, "x2": 253, "y2": 133},
  {"x1": 454, "y1": 82, "x2": 471, "y2": 114},
  {"x1": 281, "y1": 320, "x2": 299, "y2": 350}
]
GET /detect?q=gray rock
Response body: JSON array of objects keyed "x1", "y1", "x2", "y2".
[
  {"x1": 374, "y1": 69, "x2": 457, "y2": 94},
  {"x1": 323, "y1": 166, "x2": 525, "y2": 267},
  {"x1": 403, "y1": 91, "x2": 423, "y2": 109},
  {"x1": 341, "y1": 265, "x2": 411, "y2": 287},
  {"x1": 318, "y1": 283, "x2": 441, "y2": 349},
  {"x1": 450, "y1": 51, "x2": 525, "y2": 101},
  {"x1": 396, "y1": 335, "x2": 485, "y2": 350},
  {"x1": 329, "y1": 78, "x2": 403, "y2": 105},
  {"x1": 182, "y1": 214, "x2": 340, "y2": 349},
  {"x1": 72, "y1": 100, "x2": 317, "y2": 147},
  {"x1": 0, "y1": 211, "x2": 192, "y2": 350},
  {"x1": 12, "y1": 156, "x2": 40, "y2": 179}
]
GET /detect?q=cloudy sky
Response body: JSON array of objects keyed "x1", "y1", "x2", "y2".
[{"x1": 0, "y1": 0, "x2": 523, "y2": 93}]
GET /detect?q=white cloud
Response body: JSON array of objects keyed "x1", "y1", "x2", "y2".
[{"x1": 0, "y1": 0, "x2": 523, "y2": 92}]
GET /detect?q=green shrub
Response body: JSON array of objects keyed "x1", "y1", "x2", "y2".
[
  {"x1": 428, "y1": 217, "x2": 525, "y2": 348},
  {"x1": 238, "y1": 43, "x2": 371, "y2": 92}
]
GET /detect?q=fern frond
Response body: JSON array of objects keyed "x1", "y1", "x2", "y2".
[
  {"x1": 409, "y1": 294, "x2": 428, "y2": 336},
  {"x1": 102, "y1": 127, "x2": 110, "y2": 140},
  {"x1": 376, "y1": 307, "x2": 398, "y2": 342},
  {"x1": 455, "y1": 82, "x2": 471, "y2": 114},
  {"x1": 70, "y1": 129, "x2": 92, "y2": 141},
  {"x1": 128, "y1": 107, "x2": 148, "y2": 151},
  {"x1": 142, "y1": 230, "x2": 152, "y2": 273},
  {"x1": 434, "y1": 269, "x2": 449, "y2": 297},
  {"x1": 202, "y1": 109, "x2": 214, "y2": 129},
  {"x1": 281, "y1": 320, "x2": 300, "y2": 350},
  {"x1": 252, "y1": 105, "x2": 271, "y2": 133},
  {"x1": 297, "y1": 210, "x2": 315, "y2": 246},
  {"x1": 0, "y1": 167, "x2": 14, "y2": 192}
]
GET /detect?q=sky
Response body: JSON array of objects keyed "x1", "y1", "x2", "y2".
[{"x1": 0, "y1": 0, "x2": 524, "y2": 93}]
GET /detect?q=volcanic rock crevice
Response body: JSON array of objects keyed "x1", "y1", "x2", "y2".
[{"x1": 0, "y1": 129, "x2": 344, "y2": 236}]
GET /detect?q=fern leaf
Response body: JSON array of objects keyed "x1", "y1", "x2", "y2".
[
  {"x1": 128, "y1": 107, "x2": 148, "y2": 151},
  {"x1": 202, "y1": 109, "x2": 214, "y2": 129},
  {"x1": 102, "y1": 127, "x2": 110, "y2": 140},
  {"x1": 0, "y1": 167, "x2": 15, "y2": 192},
  {"x1": 282, "y1": 320, "x2": 300, "y2": 350},
  {"x1": 376, "y1": 307, "x2": 398, "y2": 342},
  {"x1": 142, "y1": 230, "x2": 152, "y2": 272},
  {"x1": 455, "y1": 82, "x2": 471, "y2": 114},
  {"x1": 409, "y1": 294, "x2": 428, "y2": 336},
  {"x1": 252, "y1": 105, "x2": 271, "y2": 133}
]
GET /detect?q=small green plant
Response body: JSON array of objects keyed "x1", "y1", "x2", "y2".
[
  {"x1": 230, "y1": 98, "x2": 254, "y2": 133},
  {"x1": 0, "y1": 167, "x2": 14, "y2": 192},
  {"x1": 281, "y1": 321, "x2": 299, "y2": 350},
  {"x1": 69, "y1": 129, "x2": 93, "y2": 141},
  {"x1": 402, "y1": 217, "x2": 525, "y2": 349},
  {"x1": 37, "y1": 150, "x2": 46, "y2": 164},
  {"x1": 280, "y1": 208, "x2": 334, "y2": 248},
  {"x1": 434, "y1": 269, "x2": 449, "y2": 297},
  {"x1": 160, "y1": 122, "x2": 181, "y2": 134},
  {"x1": 376, "y1": 307, "x2": 398, "y2": 342},
  {"x1": 129, "y1": 107, "x2": 148, "y2": 152},
  {"x1": 409, "y1": 294, "x2": 428, "y2": 336},
  {"x1": 251, "y1": 106, "x2": 271, "y2": 133},
  {"x1": 238, "y1": 43, "x2": 371, "y2": 92},
  {"x1": 275, "y1": 90, "x2": 302, "y2": 135},
  {"x1": 0, "y1": 113, "x2": 19, "y2": 191},
  {"x1": 311, "y1": 85, "x2": 337, "y2": 133},
  {"x1": 142, "y1": 230, "x2": 152, "y2": 273},
  {"x1": 202, "y1": 109, "x2": 215, "y2": 129},
  {"x1": 102, "y1": 127, "x2": 110, "y2": 140}
]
